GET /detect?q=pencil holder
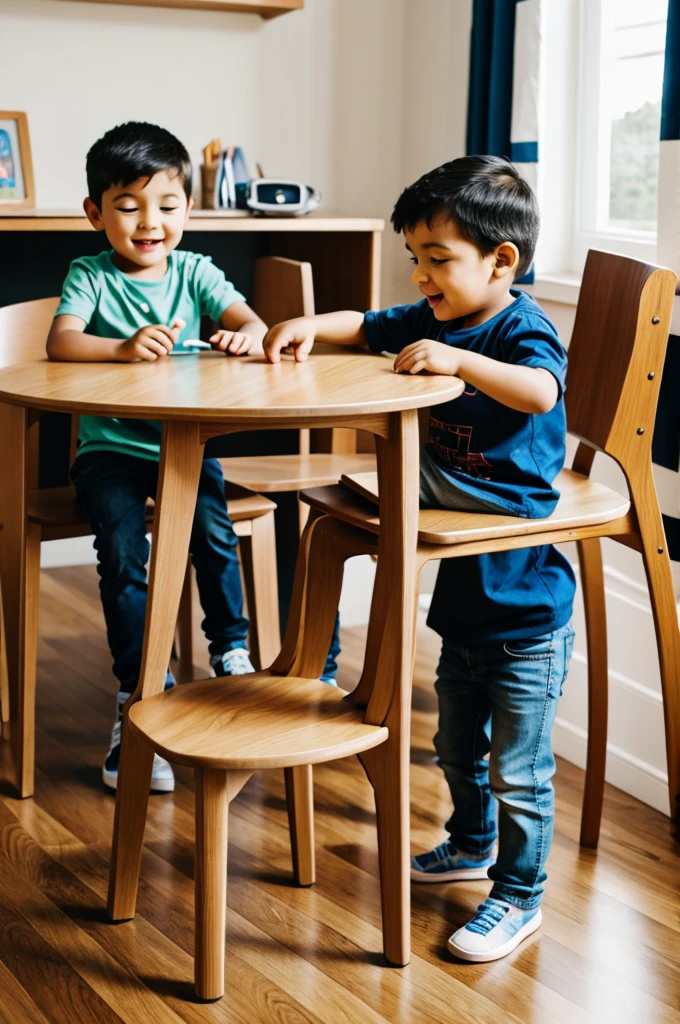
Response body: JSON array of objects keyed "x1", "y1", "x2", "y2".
[{"x1": 200, "y1": 164, "x2": 219, "y2": 209}]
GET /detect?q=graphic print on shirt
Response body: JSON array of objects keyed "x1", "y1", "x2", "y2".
[{"x1": 430, "y1": 417, "x2": 493, "y2": 480}]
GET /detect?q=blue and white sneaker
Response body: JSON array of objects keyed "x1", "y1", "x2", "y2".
[
  {"x1": 411, "y1": 840, "x2": 495, "y2": 883},
  {"x1": 210, "y1": 648, "x2": 255, "y2": 677},
  {"x1": 447, "y1": 898, "x2": 542, "y2": 962},
  {"x1": 103, "y1": 690, "x2": 175, "y2": 793},
  {"x1": 320, "y1": 675, "x2": 338, "y2": 687}
]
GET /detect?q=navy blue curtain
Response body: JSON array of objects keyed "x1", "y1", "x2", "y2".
[
  {"x1": 655, "y1": 0, "x2": 680, "y2": 562},
  {"x1": 466, "y1": 0, "x2": 519, "y2": 159}
]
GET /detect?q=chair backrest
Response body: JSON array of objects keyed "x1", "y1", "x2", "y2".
[
  {"x1": 565, "y1": 250, "x2": 676, "y2": 469},
  {"x1": 0, "y1": 296, "x2": 59, "y2": 369},
  {"x1": 251, "y1": 256, "x2": 315, "y2": 324}
]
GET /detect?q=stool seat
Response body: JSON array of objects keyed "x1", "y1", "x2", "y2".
[
  {"x1": 218, "y1": 452, "x2": 377, "y2": 492},
  {"x1": 302, "y1": 468, "x2": 632, "y2": 546},
  {"x1": 27, "y1": 482, "x2": 276, "y2": 530},
  {"x1": 128, "y1": 672, "x2": 388, "y2": 770}
]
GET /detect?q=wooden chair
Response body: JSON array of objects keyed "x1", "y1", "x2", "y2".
[
  {"x1": 301, "y1": 249, "x2": 680, "y2": 847},
  {"x1": 175, "y1": 255, "x2": 376, "y2": 675},
  {"x1": 0, "y1": 297, "x2": 280, "y2": 797},
  {"x1": 109, "y1": 509, "x2": 399, "y2": 1001}
]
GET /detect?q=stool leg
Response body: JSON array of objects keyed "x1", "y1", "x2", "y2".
[
  {"x1": 577, "y1": 537, "x2": 608, "y2": 848},
  {"x1": 0, "y1": 575, "x2": 9, "y2": 728},
  {"x1": 175, "y1": 557, "x2": 195, "y2": 681},
  {"x1": 284, "y1": 765, "x2": 315, "y2": 885},
  {"x1": 240, "y1": 511, "x2": 281, "y2": 670},
  {"x1": 352, "y1": 554, "x2": 387, "y2": 707},
  {"x1": 359, "y1": 734, "x2": 410, "y2": 967},
  {"x1": 107, "y1": 721, "x2": 155, "y2": 920},
  {"x1": 195, "y1": 766, "x2": 228, "y2": 1001}
]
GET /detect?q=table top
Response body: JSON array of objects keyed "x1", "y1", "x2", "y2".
[
  {"x1": 0, "y1": 211, "x2": 384, "y2": 234},
  {"x1": 0, "y1": 345, "x2": 464, "y2": 422}
]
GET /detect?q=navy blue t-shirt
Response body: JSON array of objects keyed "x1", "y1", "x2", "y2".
[{"x1": 363, "y1": 289, "x2": 576, "y2": 645}]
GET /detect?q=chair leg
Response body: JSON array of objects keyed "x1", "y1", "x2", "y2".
[
  {"x1": 284, "y1": 765, "x2": 315, "y2": 886},
  {"x1": 16, "y1": 522, "x2": 41, "y2": 798},
  {"x1": 0, "y1": 574, "x2": 9, "y2": 728},
  {"x1": 631, "y1": 474, "x2": 680, "y2": 819},
  {"x1": 240, "y1": 511, "x2": 281, "y2": 671},
  {"x1": 358, "y1": 735, "x2": 410, "y2": 967},
  {"x1": 175, "y1": 557, "x2": 195, "y2": 681},
  {"x1": 107, "y1": 721, "x2": 155, "y2": 921},
  {"x1": 194, "y1": 766, "x2": 229, "y2": 1001},
  {"x1": 577, "y1": 537, "x2": 608, "y2": 848}
]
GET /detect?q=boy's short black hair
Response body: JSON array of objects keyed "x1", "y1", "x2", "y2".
[
  {"x1": 391, "y1": 155, "x2": 538, "y2": 278},
  {"x1": 86, "y1": 122, "x2": 192, "y2": 208}
]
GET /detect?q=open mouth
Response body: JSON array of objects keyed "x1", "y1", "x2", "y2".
[
  {"x1": 424, "y1": 293, "x2": 444, "y2": 309},
  {"x1": 132, "y1": 239, "x2": 163, "y2": 253}
]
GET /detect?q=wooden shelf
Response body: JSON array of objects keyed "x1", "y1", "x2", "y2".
[
  {"x1": 0, "y1": 211, "x2": 384, "y2": 233},
  {"x1": 66, "y1": 0, "x2": 303, "y2": 17}
]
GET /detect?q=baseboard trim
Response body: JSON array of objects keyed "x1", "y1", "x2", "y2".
[{"x1": 553, "y1": 716, "x2": 670, "y2": 816}]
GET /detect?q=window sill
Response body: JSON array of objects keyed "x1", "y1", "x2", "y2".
[
  {"x1": 523, "y1": 273, "x2": 582, "y2": 306},
  {"x1": 526, "y1": 273, "x2": 680, "y2": 335}
]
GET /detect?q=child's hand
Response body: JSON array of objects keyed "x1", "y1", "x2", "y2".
[
  {"x1": 209, "y1": 329, "x2": 252, "y2": 356},
  {"x1": 393, "y1": 339, "x2": 461, "y2": 376},
  {"x1": 118, "y1": 320, "x2": 183, "y2": 362},
  {"x1": 263, "y1": 318, "x2": 316, "y2": 363}
]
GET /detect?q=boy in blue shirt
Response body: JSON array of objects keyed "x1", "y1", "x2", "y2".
[
  {"x1": 264, "y1": 156, "x2": 576, "y2": 963},
  {"x1": 47, "y1": 122, "x2": 267, "y2": 794}
]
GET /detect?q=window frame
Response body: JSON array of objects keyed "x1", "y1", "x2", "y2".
[{"x1": 571, "y1": 0, "x2": 662, "y2": 270}]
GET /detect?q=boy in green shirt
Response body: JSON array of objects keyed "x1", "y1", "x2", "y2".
[{"x1": 47, "y1": 122, "x2": 267, "y2": 793}]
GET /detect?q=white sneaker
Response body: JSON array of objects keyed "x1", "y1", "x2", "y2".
[
  {"x1": 210, "y1": 647, "x2": 255, "y2": 677},
  {"x1": 447, "y1": 898, "x2": 542, "y2": 963},
  {"x1": 102, "y1": 692, "x2": 175, "y2": 793}
]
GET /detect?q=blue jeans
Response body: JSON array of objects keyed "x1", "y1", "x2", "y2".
[
  {"x1": 435, "y1": 624, "x2": 575, "y2": 909},
  {"x1": 71, "y1": 451, "x2": 249, "y2": 695}
]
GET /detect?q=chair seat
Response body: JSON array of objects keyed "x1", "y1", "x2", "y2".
[
  {"x1": 128, "y1": 672, "x2": 388, "y2": 770},
  {"x1": 219, "y1": 453, "x2": 377, "y2": 493},
  {"x1": 27, "y1": 482, "x2": 276, "y2": 529},
  {"x1": 301, "y1": 468, "x2": 632, "y2": 546}
]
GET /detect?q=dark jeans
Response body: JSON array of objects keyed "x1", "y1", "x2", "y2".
[{"x1": 71, "y1": 451, "x2": 249, "y2": 695}]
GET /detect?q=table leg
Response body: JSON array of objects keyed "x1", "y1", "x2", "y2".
[
  {"x1": 0, "y1": 403, "x2": 31, "y2": 797},
  {"x1": 360, "y1": 409, "x2": 419, "y2": 967},
  {"x1": 108, "y1": 420, "x2": 204, "y2": 920}
]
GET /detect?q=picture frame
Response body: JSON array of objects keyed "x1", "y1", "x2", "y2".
[{"x1": 0, "y1": 111, "x2": 35, "y2": 209}]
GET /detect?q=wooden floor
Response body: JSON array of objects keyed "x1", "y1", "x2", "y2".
[{"x1": 1, "y1": 566, "x2": 679, "y2": 1024}]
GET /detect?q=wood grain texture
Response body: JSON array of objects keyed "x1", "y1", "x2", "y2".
[
  {"x1": 0, "y1": 348, "x2": 463, "y2": 421},
  {"x1": 219, "y1": 453, "x2": 377, "y2": 492},
  {"x1": 128, "y1": 673, "x2": 388, "y2": 769},
  {"x1": 194, "y1": 767, "x2": 229, "y2": 1001},
  {"x1": 338, "y1": 468, "x2": 631, "y2": 543},
  {"x1": 576, "y1": 538, "x2": 608, "y2": 848},
  {"x1": 0, "y1": 214, "x2": 383, "y2": 233},
  {"x1": 63, "y1": 0, "x2": 303, "y2": 15},
  {"x1": 4, "y1": 562, "x2": 679, "y2": 1023}
]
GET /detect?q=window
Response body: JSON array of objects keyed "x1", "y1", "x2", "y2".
[{"x1": 574, "y1": 0, "x2": 668, "y2": 267}]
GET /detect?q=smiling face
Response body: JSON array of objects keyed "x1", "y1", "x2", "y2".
[
  {"x1": 83, "y1": 168, "x2": 193, "y2": 278},
  {"x1": 405, "y1": 217, "x2": 519, "y2": 326}
]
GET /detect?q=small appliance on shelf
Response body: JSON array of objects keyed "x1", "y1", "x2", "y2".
[{"x1": 201, "y1": 139, "x2": 321, "y2": 216}]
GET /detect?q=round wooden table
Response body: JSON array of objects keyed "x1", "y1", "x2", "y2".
[
  {"x1": 0, "y1": 346, "x2": 463, "y2": 978},
  {"x1": 0, "y1": 346, "x2": 463, "y2": 777}
]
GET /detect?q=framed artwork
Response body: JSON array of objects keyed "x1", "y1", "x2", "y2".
[{"x1": 0, "y1": 112, "x2": 35, "y2": 208}]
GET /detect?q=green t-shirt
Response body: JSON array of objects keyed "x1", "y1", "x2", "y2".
[{"x1": 56, "y1": 249, "x2": 245, "y2": 461}]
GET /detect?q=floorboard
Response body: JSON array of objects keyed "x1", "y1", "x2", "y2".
[{"x1": 0, "y1": 565, "x2": 678, "y2": 1023}]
